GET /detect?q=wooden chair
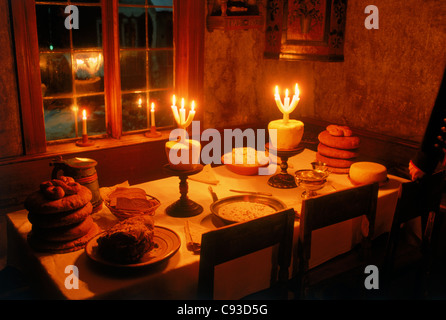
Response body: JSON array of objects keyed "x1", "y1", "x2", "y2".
[
  {"x1": 381, "y1": 170, "x2": 446, "y2": 298},
  {"x1": 197, "y1": 208, "x2": 295, "y2": 300},
  {"x1": 294, "y1": 182, "x2": 379, "y2": 299}
]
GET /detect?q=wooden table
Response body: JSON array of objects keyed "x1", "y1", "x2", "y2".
[{"x1": 6, "y1": 149, "x2": 409, "y2": 299}]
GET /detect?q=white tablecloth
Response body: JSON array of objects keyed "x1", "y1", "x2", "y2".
[{"x1": 6, "y1": 149, "x2": 408, "y2": 299}]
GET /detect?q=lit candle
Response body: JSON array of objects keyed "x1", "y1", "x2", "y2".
[
  {"x1": 138, "y1": 98, "x2": 142, "y2": 108},
  {"x1": 180, "y1": 98, "x2": 186, "y2": 124},
  {"x1": 171, "y1": 95, "x2": 180, "y2": 125},
  {"x1": 290, "y1": 83, "x2": 300, "y2": 108},
  {"x1": 183, "y1": 100, "x2": 196, "y2": 128},
  {"x1": 151, "y1": 102, "x2": 155, "y2": 127},
  {"x1": 82, "y1": 109, "x2": 87, "y2": 135},
  {"x1": 274, "y1": 84, "x2": 300, "y2": 123},
  {"x1": 284, "y1": 88, "x2": 290, "y2": 110}
]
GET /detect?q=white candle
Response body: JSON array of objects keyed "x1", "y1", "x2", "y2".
[
  {"x1": 274, "y1": 86, "x2": 285, "y2": 113},
  {"x1": 171, "y1": 95, "x2": 180, "y2": 125},
  {"x1": 180, "y1": 98, "x2": 186, "y2": 125},
  {"x1": 151, "y1": 102, "x2": 155, "y2": 127},
  {"x1": 284, "y1": 89, "x2": 290, "y2": 111},
  {"x1": 183, "y1": 100, "x2": 196, "y2": 128},
  {"x1": 82, "y1": 109, "x2": 87, "y2": 135}
]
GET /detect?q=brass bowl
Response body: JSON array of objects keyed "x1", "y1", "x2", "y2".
[{"x1": 295, "y1": 169, "x2": 329, "y2": 198}]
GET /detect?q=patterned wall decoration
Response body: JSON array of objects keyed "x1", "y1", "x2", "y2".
[{"x1": 265, "y1": 0, "x2": 347, "y2": 61}]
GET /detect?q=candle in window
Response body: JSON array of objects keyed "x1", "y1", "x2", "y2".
[
  {"x1": 82, "y1": 109, "x2": 87, "y2": 135},
  {"x1": 151, "y1": 102, "x2": 155, "y2": 127},
  {"x1": 138, "y1": 98, "x2": 142, "y2": 108}
]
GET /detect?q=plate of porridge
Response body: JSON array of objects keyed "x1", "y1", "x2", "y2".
[{"x1": 210, "y1": 194, "x2": 287, "y2": 224}]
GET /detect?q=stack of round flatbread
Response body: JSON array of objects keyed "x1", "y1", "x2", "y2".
[
  {"x1": 316, "y1": 125, "x2": 360, "y2": 174},
  {"x1": 24, "y1": 177, "x2": 99, "y2": 253}
]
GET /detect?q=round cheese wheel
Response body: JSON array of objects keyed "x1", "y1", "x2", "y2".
[
  {"x1": 268, "y1": 119, "x2": 304, "y2": 150},
  {"x1": 349, "y1": 162, "x2": 387, "y2": 185}
]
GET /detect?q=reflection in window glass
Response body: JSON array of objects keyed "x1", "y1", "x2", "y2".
[
  {"x1": 36, "y1": 5, "x2": 70, "y2": 50},
  {"x1": 122, "y1": 93, "x2": 149, "y2": 132},
  {"x1": 74, "y1": 52, "x2": 105, "y2": 94},
  {"x1": 119, "y1": 0, "x2": 174, "y2": 132},
  {"x1": 119, "y1": 7, "x2": 146, "y2": 48},
  {"x1": 72, "y1": 6, "x2": 103, "y2": 48},
  {"x1": 149, "y1": 50, "x2": 173, "y2": 89},
  {"x1": 40, "y1": 53, "x2": 72, "y2": 97},
  {"x1": 36, "y1": 2, "x2": 106, "y2": 141},
  {"x1": 120, "y1": 51, "x2": 147, "y2": 91}
]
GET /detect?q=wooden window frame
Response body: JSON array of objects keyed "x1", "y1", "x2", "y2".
[{"x1": 10, "y1": 0, "x2": 204, "y2": 155}]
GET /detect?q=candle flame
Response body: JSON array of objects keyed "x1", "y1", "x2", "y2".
[
  {"x1": 285, "y1": 89, "x2": 289, "y2": 98},
  {"x1": 181, "y1": 98, "x2": 185, "y2": 110},
  {"x1": 191, "y1": 100, "x2": 195, "y2": 111},
  {"x1": 138, "y1": 98, "x2": 142, "y2": 107},
  {"x1": 295, "y1": 83, "x2": 300, "y2": 97},
  {"x1": 275, "y1": 86, "x2": 279, "y2": 96},
  {"x1": 172, "y1": 95, "x2": 176, "y2": 106},
  {"x1": 82, "y1": 109, "x2": 87, "y2": 120},
  {"x1": 151, "y1": 102, "x2": 155, "y2": 112}
]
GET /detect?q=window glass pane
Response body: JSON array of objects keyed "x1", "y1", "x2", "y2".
[
  {"x1": 36, "y1": 5, "x2": 70, "y2": 50},
  {"x1": 72, "y1": 6, "x2": 102, "y2": 48},
  {"x1": 151, "y1": 1, "x2": 173, "y2": 6},
  {"x1": 149, "y1": 50, "x2": 173, "y2": 89},
  {"x1": 149, "y1": 90, "x2": 173, "y2": 127},
  {"x1": 119, "y1": 0, "x2": 145, "y2": 4},
  {"x1": 119, "y1": 7, "x2": 146, "y2": 48},
  {"x1": 122, "y1": 93, "x2": 149, "y2": 132},
  {"x1": 74, "y1": 52, "x2": 104, "y2": 94},
  {"x1": 148, "y1": 7, "x2": 173, "y2": 48},
  {"x1": 40, "y1": 53, "x2": 72, "y2": 97},
  {"x1": 44, "y1": 98, "x2": 75, "y2": 141},
  {"x1": 73, "y1": 0, "x2": 101, "y2": 3},
  {"x1": 120, "y1": 51, "x2": 147, "y2": 91},
  {"x1": 77, "y1": 95, "x2": 106, "y2": 136}
]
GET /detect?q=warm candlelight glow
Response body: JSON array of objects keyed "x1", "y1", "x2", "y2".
[
  {"x1": 72, "y1": 105, "x2": 79, "y2": 137},
  {"x1": 138, "y1": 98, "x2": 142, "y2": 108},
  {"x1": 82, "y1": 109, "x2": 87, "y2": 135},
  {"x1": 274, "y1": 84, "x2": 300, "y2": 123},
  {"x1": 170, "y1": 96, "x2": 196, "y2": 130},
  {"x1": 151, "y1": 102, "x2": 155, "y2": 127}
]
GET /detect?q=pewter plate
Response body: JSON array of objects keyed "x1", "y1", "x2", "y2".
[{"x1": 210, "y1": 195, "x2": 287, "y2": 224}]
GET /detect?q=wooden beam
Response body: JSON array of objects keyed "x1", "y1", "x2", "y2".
[{"x1": 10, "y1": 0, "x2": 47, "y2": 154}]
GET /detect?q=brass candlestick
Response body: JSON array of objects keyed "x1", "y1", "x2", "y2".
[
  {"x1": 265, "y1": 143, "x2": 304, "y2": 189},
  {"x1": 163, "y1": 164, "x2": 204, "y2": 217}
]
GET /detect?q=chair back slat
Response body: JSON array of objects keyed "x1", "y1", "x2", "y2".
[{"x1": 198, "y1": 208, "x2": 295, "y2": 300}]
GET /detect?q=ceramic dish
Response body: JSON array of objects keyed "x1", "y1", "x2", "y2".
[{"x1": 85, "y1": 226, "x2": 180, "y2": 268}]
